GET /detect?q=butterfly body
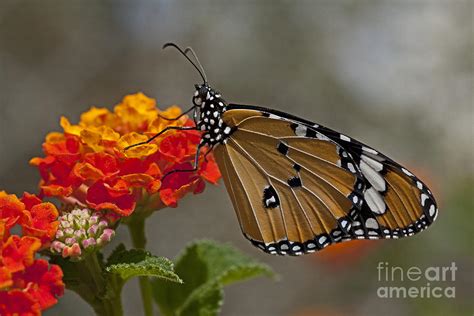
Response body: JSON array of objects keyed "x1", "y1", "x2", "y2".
[
  {"x1": 137, "y1": 43, "x2": 438, "y2": 256},
  {"x1": 193, "y1": 84, "x2": 233, "y2": 146}
]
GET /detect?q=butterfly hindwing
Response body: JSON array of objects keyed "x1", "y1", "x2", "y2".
[{"x1": 214, "y1": 104, "x2": 438, "y2": 255}]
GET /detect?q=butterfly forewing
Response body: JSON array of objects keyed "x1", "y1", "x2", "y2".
[{"x1": 309, "y1": 123, "x2": 438, "y2": 239}]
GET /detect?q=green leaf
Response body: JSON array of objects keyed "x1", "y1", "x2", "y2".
[
  {"x1": 180, "y1": 283, "x2": 223, "y2": 316},
  {"x1": 152, "y1": 240, "x2": 274, "y2": 316},
  {"x1": 106, "y1": 245, "x2": 182, "y2": 283}
]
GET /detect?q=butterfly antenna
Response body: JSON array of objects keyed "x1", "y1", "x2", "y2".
[
  {"x1": 183, "y1": 47, "x2": 208, "y2": 84},
  {"x1": 163, "y1": 42, "x2": 207, "y2": 83}
]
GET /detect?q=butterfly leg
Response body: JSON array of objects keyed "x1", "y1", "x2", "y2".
[
  {"x1": 124, "y1": 126, "x2": 198, "y2": 150},
  {"x1": 158, "y1": 105, "x2": 196, "y2": 121},
  {"x1": 203, "y1": 145, "x2": 214, "y2": 162},
  {"x1": 162, "y1": 142, "x2": 205, "y2": 180}
]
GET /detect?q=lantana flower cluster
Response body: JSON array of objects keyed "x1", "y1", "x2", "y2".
[
  {"x1": 31, "y1": 92, "x2": 220, "y2": 216},
  {"x1": 0, "y1": 191, "x2": 64, "y2": 315},
  {"x1": 51, "y1": 208, "x2": 116, "y2": 260}
]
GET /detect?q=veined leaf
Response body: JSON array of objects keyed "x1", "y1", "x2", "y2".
[
  {"x1": 152, "y1": 240, "x2": 274, "y2": 316},
  {"x1": 106, "y1": 244, "x2": 182, "y2": 283}
]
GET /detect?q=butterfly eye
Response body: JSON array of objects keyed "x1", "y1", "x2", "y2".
[
  {"x1": 199, "y1": 86, "x2": 208, "y2": 96},
  {"x1": 193, "y1": 96, "x2": 202, "y2": 106}
]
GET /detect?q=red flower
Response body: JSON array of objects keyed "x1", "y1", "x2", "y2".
[
  {"x1": 86, "y1": 180, "x2": 136, "y2": 216},
  {"x1": 0, "y1": 290, "x2": 40, "y2": 316},
  {"x1": 0, "y1": 266, "x2": 12, "y2": 289},
  {"x1": 14, "y1": 259, "x2": 64, "y2": 310}
]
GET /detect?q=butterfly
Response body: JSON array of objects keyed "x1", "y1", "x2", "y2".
[{"x1": 127, "y1": 43, "x2": 439, "y2": 256}]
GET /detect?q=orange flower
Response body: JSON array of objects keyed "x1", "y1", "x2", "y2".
[
  {"x1": 2, "y1": 236, "x2": 41, "y2": 274},
  {"x1": 310, "y1": 239, "x2": 381, "y2": 271},
  {"x1": 20, "y1": 202, "x2": 59, "y2": 247},
  {"x1": 0, "y1": 192, "x2": 59, "y2": 248},
  {"x1": 0, "y1": 192, "x2": 25, "y2": 237},
  {"x1": 31, "y1": 92, "x2": 221, "y2": 216}
]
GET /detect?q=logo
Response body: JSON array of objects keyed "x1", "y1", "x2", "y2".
[{"x1": 376, "y1": 262, "x2": 456, "y2": 298}]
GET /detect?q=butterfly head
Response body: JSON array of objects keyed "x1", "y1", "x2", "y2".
[{"x1": 193, "y1": 83, "x2": 221, "y2": 107}]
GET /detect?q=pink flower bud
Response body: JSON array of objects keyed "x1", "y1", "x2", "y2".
[
  {"x1": 51, "y1": 241, "x2": 66, "y2": 252},
  {"x1": 74, "y1": 229, "x2": 86, "y2": 239},
  {"x1": 64, "y1": 228, "x2": 74, "y2": 236},
  {"x1": 98, "y1": 229, "x2": 115, "y2": 245},
  {"x1": 52, "y1": 207, "x2": 116, "y2": 260},
  {"x1": 82, "y1": 238, "x2": 97, "y2": 249},
  {"x1": 65, "y1": 237, "x2": 76, "y2": 245},
  {"x1": 55, "y1": 230, "x2": 64, "y2": 239},
  {"x1": 87, "y1": 224, "x2": 98, "y2": 236},
  {"x1": 62, "y1": 243, "x2": 81, "y2": 258},
  {"x1": 89, "y1": 215, "x2": 99, "y2": 224}
]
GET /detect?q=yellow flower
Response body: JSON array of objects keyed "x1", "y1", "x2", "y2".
[
  {"x1": 114, "y1": 92, "x2": 158, "y2": 133},
  {"x1": 117, "y1": 132, "x2": 158, "y2": 158}
]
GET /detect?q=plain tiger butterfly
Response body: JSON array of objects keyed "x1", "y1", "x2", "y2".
[{"x1": 127, "y1": 43, "x2": 438, "y2": 256}]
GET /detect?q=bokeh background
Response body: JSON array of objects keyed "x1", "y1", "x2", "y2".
[{"x1": 0, "y1": 1, "x2": 472, "y2": 315}]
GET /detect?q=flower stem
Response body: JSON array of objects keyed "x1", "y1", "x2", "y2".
[
  {"x1": 128, "y1": 216, "x2": 153, "y2": 316},
  {"x1": 76, "y1": 253, "x2": 124, "y2": 316}
]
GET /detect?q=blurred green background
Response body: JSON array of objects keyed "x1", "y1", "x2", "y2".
[{"x1": 0, "y1": 1, "x2": 472, "y2": 315}]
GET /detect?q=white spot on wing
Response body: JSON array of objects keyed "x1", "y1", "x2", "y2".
[
  {"x1": 361, "y1": 155, "x2": 383, "y2": 172},
  {"x1": 340, "y1": 134, "x2": 351, "y2": 142},
  {"x1": 354, "y1": 229, "x2": 364, "y2": 236},
  {"x1": 364, "y1": 187, "x2": 386, "y2": 214},
  {"x1": 316, "y1": 133, "x2": 330, "y2": 141},
  {"x1": 402, "y1": 168, "x2": 414, "y2": 177},
  {"x1": 362, "y1": 146, "x2": 378, "y2": 155},
  {"x1": 294, "y1": 125, "x2": 307, "y2": 136},
  {"x1": 347, "y1": 163, "x2": 356, "y2": 173},
  {"x1": 265, "y1": 196, "x2": 276, "y2": 206},
  {"x1": 360, "y1": 160, "x2": 386, "y2": 192},
  {"x1": 421, "y1": 194, "x2": 429, "y2": 206},
  {"x1": 365, "y1": 218, "x2": 379, "y2": 230}
]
